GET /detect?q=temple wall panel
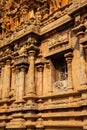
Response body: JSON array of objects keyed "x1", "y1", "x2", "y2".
[{"x1": 0, "y1": 0, "x2": 87, "y2": 129}]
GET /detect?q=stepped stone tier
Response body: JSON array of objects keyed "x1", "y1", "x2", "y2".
[{"x1": 0, "y1": 0, "x2": 87, "y2": 130}]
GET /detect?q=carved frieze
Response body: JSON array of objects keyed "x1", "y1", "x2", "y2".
[
  {"x1": 9, "y1": 102, "x2": 38, "y2": 112},
  {"x1": 48, "y1": 32, "x2": 69, "y2": 51}
]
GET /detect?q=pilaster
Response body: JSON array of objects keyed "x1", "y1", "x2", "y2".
[
  {"x1": 14, "y1": 53, "x2": 29, "y2": 103},
  {"x1": 37, "y1": 64, "x2": 44, "y2": 96},
  {"x1": 27, "y1": 50, "x2": 36, "y2": 96},
  {"x1": 26, "y1": 35, "x2": 39, "y2": 98},
  {"x1": 72, "y1": 17, "x2": 87, "y2": 91},
  {"x1": 0, "y1": 62, "x2": 5, "y2": 100},
  {"x1": 10, "y1": 66, "x2": 16, "y2": 100},
  {"x1": 0, "y1": 67, "x2": 1, "y2": 99},
  {"x1": 15, "y1": 65, "x2": 28, "y2": 103},
  {"x1": 65, "y1": 51, "x2": 73, "y2": 91},
  {"x1": 3, "y1": 59, "x2": 11, "y2": 100},
  {"x1": 15, "y1": 67, "x2": 20, "y2": 102}
]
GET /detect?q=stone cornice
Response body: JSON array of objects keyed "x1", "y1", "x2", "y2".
[
  {"x1": 0, "y1": 14, "x2": 73, "y2": 49},
  {"x1": 68, "y1": 0, "x2": 87, "y2": 16},
  {"x1": 40, "y1": 14, "x2": 72, "y2": 35}
]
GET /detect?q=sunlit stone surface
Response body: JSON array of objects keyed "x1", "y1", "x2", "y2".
[{"x1": 0, "y1": 0, "x2": 87, "y2": 129}]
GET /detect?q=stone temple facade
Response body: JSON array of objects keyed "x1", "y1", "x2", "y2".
[{"x1": 0, "y1": 0, "x2": 87, "y2": 130}]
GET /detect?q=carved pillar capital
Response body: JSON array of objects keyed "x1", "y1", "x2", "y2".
[
  {"x1": 37, "y1": 64, "x2": 44, "y2": 72},
  {"x1": 6, "y1": 59, "x2": 11, "y2": 65},
  {"x1": 20, "y1": 67, "x2": 26, "y2": 72},
  {"x1": 64, "y1": 52, "x2": 73, "y2": 64},
  {"x1": 11, "y1": 66, "x2": 15, "y2": 72},
  {"x1": 0, "y1": 62, "x2": 5, "y2": 68},
  {"x1": 28, "y1": 50, "x2": 36, "y2": 57},
  {"x1": 72, "y1": 24, "x2": 85, "y2": 38},
  {"x1": 27, "y1": 36, "x2": 39, "y2": 52},
  {"x1": 15, "y1": 67, "x2": 20, "y2": 74}
]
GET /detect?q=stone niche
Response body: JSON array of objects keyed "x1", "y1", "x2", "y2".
[{"x1": 51, "y1": 56, "x2": 68, "y2": 93}]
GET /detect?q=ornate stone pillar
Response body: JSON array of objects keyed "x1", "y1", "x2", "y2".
[
  {"x1": 47, "y1": 60, "x2": 54, "y2": 95},
  {"x1": 80, "y1": 45, "x2": 87, "y2": 88},
  {"x1": 11, "y1": 66, "x2": 16, "y2": 99},
  {"x1": 37, "y1": 65, "x2": 44, "y2": 96},
  {"x1": 15, "y1": 66, "x2": 26, "y2": 102},
  {"x1": 19, "y1": 66, "x2": 26, "y2": 101},
  {"x1": 0, "y1": 68, "x2": 1, "y2": 99},
  {"x1": 65, "y1": 52, "x2": 73, "y2": 91},
  {"x1": 27, "y1": 50, "x2": 36, "y2": 95},
  {"x1": 84, "y1": 48, "x2": 87, "y2": 78},
  {"x1": 3, "y1": 60, "x2": 11, "y2": 99},
  {"x1": 15, "y1": 67, "x2": 20, "y2": 102},
  {"x1": 0, "y1": 62, "x2": 5, "y2": 100}
]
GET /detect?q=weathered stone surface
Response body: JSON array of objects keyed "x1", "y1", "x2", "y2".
[{"x1": 0, "y1": 0, "x2": 87, "y2": 130}]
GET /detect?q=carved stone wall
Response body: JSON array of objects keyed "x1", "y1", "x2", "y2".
[{"x1": 0, "y1": 0, "x2": 87, "y2": 130}]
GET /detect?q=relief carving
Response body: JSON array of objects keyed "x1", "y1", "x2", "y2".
[
  {"x1": 48, "y1": 0, "x2": 61, "y2": 14},
  {"x1": 2, "y1": 16, "x2": 11, "y2": 37},
  {"x1": 48, "y1": 33, "x2": 69, "y2": 51},
  {"x1": 27, "y1": 36, "x2": 37, "y2": 46},
  {"x1": 18, "y1": 44, "x2": 27, "y2": 56},
  {"x1": 54, "y1": 80, "x2": 68, "y2": 91}
]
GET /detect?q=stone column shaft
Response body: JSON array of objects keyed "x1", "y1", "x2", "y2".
[
  {"x1": 84, "y1": 48, "x2": 87, "y2": 80},
  {"x1": 65, "y1": 52, "x2": 73, "y2": 90},
  {"x1": 27, "y1": 50, "x2": 36, "y2": 95},
  {"x1": 0, "y1": 68, "x2": 1, "y2": 99},
  {"x1": 11, "y1": 67, "x2": 16, "y2": 93},
  {"x1": 15, "y1": 68, "x2": 20, "y2": 101},
  {"x1": 3, "y1": 60, "x2": 11, "y2": 99},
  {"x1": 37, "y1": 65, "x2": 43, "y2": 96},
  {"x1": 19, "y1": 67, "x2": 25, "y2": 101},
  {"x1": 78, "y1": 44, "x2": 87, "y2": 88},
  {"x1": 15, "y1": 66, "x2": 27, "y2": 102},
  {"x1": 0, "y1": 62, "x2": 5, "y2": 100}
]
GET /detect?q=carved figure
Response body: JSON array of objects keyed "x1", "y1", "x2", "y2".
[
  {"x1": 2, "y1": 16, "x2": 11, "y2": 35},
  {"x1": 14, "y1": 43, "x2": 19, "y2": 51},
  {"x1": 20, "y1": 6, "x2": 29, "y2": 23},
  {"x1": 49, "y1": 0, "x2": 61, "y2": 13},
  {"x1": 18, "y1": 44, "x2": 27, "y2": 56}
]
